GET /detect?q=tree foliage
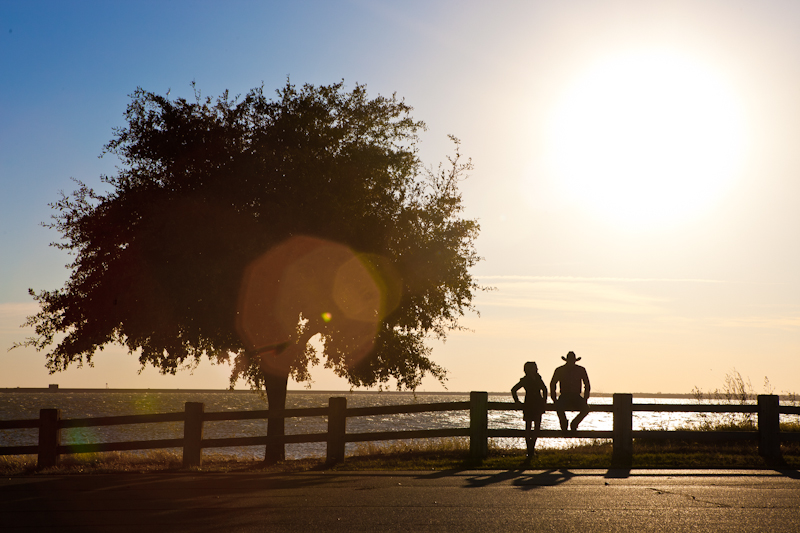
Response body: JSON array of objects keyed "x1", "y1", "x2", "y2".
[{"x1": 19, "y1": 80, "x2": 482, "y2": 397}]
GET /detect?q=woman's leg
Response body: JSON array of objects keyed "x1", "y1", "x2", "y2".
[
  {"x1": 530, "y1": 414, "x2": 542, "y2": 452},
  {"x1": 524, "y1": 419, "x2": 533, "y2": 457}
]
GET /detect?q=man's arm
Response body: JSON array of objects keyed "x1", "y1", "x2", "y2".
[
  {"x1": 582, "y1": 368, "x2": 591, "y2": 400},
  {"x1": 550, "y1": 370, "x2": 559, "y2": 402}
]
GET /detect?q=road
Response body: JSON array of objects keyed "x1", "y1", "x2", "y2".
[{"x1": 3, "y1": 469, "x2": 800, "y2": 532}]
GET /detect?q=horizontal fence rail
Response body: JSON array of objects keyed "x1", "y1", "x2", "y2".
[
  {"x1": 0, "y1": 393, "x2": 796, "y2": 468},
  {"x1": 60, "y1": 412, "x2": 186, "y2": 428}
]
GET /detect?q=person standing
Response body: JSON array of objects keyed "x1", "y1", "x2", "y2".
[
  {"x1": 512, "y1": 361, "x2": 548, "y2": 457},
  {"x1": 550, "y1": 351, "x2": 591, "y2": 432}
]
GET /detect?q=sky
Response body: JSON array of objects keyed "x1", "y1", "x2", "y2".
[{"x1": 1, "y1": 0, "x2": 799, "y2": 395}]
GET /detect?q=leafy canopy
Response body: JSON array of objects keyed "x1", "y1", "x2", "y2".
[{"x1": 20, "y1": 81, "x2": 482, "y2": 391}]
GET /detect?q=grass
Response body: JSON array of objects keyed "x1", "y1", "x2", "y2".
[{"x1": 3, "y1": 433, "x2": 799, "y2": 476}]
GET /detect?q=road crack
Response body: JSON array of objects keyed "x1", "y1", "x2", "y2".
[{"x1": 647, "y1": 487, "x2": 731, "y2": 508}]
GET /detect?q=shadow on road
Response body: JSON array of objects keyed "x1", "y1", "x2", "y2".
[
  {"x1": 416, "y1": 466, "x2": 800, "y2": 487},
  {"x1": 467, "y1": 468, "x2": 576, "y2": 490},
  {"x1": 604, "y1": 468, "x2": 631, "y2": 479},
  {"x1": 417, "y1": 468, "x2": 577, "y2": 490},
  {"x1": 774, "y1": 469, "x2": 800, "y2": 479}
]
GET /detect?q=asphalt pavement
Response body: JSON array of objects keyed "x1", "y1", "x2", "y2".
[{"x1": 3, "y1": 469, "x2": 800, "y2": 532}]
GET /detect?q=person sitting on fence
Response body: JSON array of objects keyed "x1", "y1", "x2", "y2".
[
  {"x1": 550, "y1": 351, "x2": 591, "y2": 432},
  {"x1": 512, "y1": 361, "x2": 548, "y2": 458}
]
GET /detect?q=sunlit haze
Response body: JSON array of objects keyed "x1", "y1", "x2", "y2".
[
  {"x1": 2, "y1": 1, "x2": 799, "y2": 396},
  {"x1": 546, "y1": 49, "x2": 747, "y2": 228}
]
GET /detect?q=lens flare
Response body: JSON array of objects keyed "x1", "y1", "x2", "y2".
[{"x1": 236, "y1": 236, "x2": 402, "y2": 364}]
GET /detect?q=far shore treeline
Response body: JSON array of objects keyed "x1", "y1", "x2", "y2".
[{"x1": 0, "y1": 387, "x2": 720, "y2": 399}]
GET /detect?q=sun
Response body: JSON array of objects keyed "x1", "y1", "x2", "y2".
[{"x1": 545, "y1": 49, "x2": 747, "y2": 228}]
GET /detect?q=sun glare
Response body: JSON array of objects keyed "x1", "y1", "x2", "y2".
[{"x1": 545, "y1": 50, "x2": 747, "y2": 227}]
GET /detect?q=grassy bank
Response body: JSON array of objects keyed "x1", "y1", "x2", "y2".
[{"x1": 3, "y1": 436, "x2": 799, "y2": 475}]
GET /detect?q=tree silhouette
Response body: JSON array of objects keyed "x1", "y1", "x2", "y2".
[{"x1": 18, "y1": 81, "x2": 483, "y2": 461}]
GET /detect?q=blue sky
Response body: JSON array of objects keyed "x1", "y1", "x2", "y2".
[{"x1": 2, "y1": 1, "x2": 800, "y2": 394}]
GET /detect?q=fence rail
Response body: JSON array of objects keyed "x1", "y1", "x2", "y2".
[{"x1": 0, "y1": 393, "x2": 796, "y2": 469}]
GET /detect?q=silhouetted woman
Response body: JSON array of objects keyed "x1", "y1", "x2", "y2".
[{"x1": 511, "y1": 361, "x2": 548, "y2": 457}]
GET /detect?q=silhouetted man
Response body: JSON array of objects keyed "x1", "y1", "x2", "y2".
[{"x1": 550, "y1": 351, "x2": 591, "y2": 432}]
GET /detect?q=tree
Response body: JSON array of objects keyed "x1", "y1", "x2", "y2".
[{"x1": 18, "y1": 81, "x2": 482, "y2": 461}]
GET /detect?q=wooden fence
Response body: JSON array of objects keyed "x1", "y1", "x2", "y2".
[{"x1": 1, "y1": 392, "x2": 799, "y2": 469}]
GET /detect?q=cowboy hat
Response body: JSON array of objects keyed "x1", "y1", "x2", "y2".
[{"x1": 562, "y1": 351, "x2": 581, "y2": 362}]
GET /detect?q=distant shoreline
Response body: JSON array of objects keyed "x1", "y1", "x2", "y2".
[{"x1": 0, "y1": 387, "x2": 703, "y2": 399}]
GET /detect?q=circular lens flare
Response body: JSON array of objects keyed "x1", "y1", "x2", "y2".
[{"x1": 236, "y1": 236, "x2": 402, "y2": 365}]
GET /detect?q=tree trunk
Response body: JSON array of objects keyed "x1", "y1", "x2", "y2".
[
  {"x1": 258, "y1": 329, "x2": 316, "y2": 464},
  {"x1": 264, "y1": 369, "x2": 289, "y2": 464}
]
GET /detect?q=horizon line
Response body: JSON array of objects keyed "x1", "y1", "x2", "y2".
[
  {"x1": 0, "y1": 387, "x2": 719, "y2": 398},
  {"x1": 477, "y1": 275, "x2": 726, "y2": 283}
]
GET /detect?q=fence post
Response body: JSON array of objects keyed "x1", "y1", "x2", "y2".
[
  {"x1": 183, "y1": 402, "x2": 205, "y2": 468},
  {"x1": 470, "y1": 391, "x2": 489, "y2": 461},
  {"x1": 758, "y1": 394, "x2": 782, "y2": 464},
  {"x1": 327, "y1": 397, "x2": 347, "y2": 464},
  {"x1": 37, "y1": 408, "x2": 61, "y2": 469},
  {"x1": 612, "y1": 393, "x2": 633, "y2": 468}
]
